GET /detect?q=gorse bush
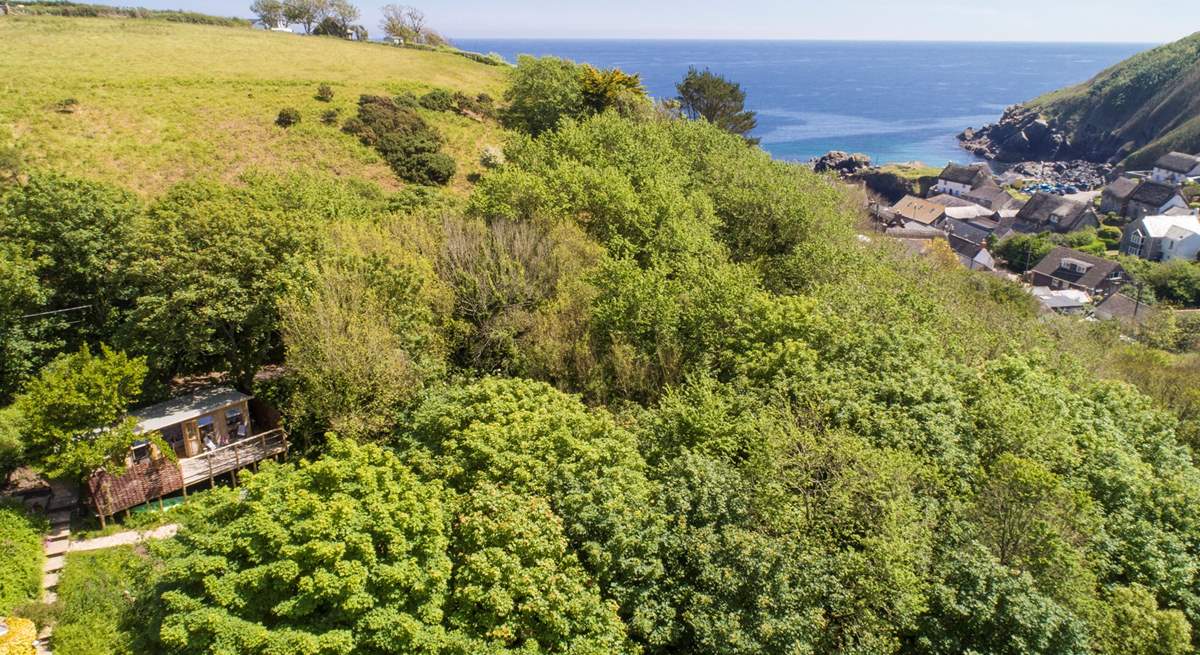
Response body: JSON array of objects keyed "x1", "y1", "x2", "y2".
[
  {"x1": 320, "y1": 108, "x2": 340, "y2": 125},
  {"x1": 418, "y1": 88, "x2": 454, "y2": 112},
  {"x1": 343, "y1": 94, "x2": 455, "y2": 185},
  {"x1": 315, "y1": 84, "x2": 334, "y2": 103},
  {"x1": 275, "y1": 107, "x2": 300, "y2": 128}
]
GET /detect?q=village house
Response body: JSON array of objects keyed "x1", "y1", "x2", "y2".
[
  {"x1": 87, "y1": 387, "x2": 288, "y2": 524},
  {"x1": 1150, "y1": 151, "x2": 1200, "y2": 186},
  {"x1": 926, "y1": 193, "x2": 980, "y2": 208},
  {"x1": 962, "y1": 184, "x2": 1018, "y2": 211},
  {"x1": 932, "y1": 163, "x2": 993, "y2": 197},
  {"x1": 1125, "y1": 180, "x2": 1191, "y2": 220},
  {"x1": 948, "y1": 234, "x2": 996, "y2": 271},
  {"x1": 1028, "y1": 247, "x2": 1128, "y2": 297},
  {"x1": 1007, "y1": 192, "x2": 1100, "y2": 234},
  {"x1": 1119, "y1": 213, "x2": 1200, "y2": 262},
  {"x1": 1093, "y1": 292, "x2": 1156, "y2": 325},
  {"x1": 1099, "y1": 176, "x2": 1140, "y2": 215},
  {"x1": 888, "y1": 195, "x2": 947, "y2": 229}
]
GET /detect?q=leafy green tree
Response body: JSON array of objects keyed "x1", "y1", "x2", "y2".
[
  {"x1": 912, "y1": 545, "x2": 1090, "y2": 655},
  {"x1": 282, "y1": 0, "x2": 327, "y2": 33},
  {"x1": 15, "y1": 344, "x2": 147, "y2": 481},
  {"x1": 151, "y1": 439, "x2": 451, "y2": 654},
  {"x1": 578, "y1": 65, "x2": 648, "y2": 117},
  {"x1": 995, "y1": 233, "x2": 1054, "y2": 273},
  {"x1": 445, "y1": 484, "x2": 633, "y2": 654},
  {"x1": 279, "y1": 228, "x2": 449, "y2": 441},
  {"x1": 406, "y1": 378, "x2": 673, "y2": 649},
  {"x1": 149, "y1": 438, "x2": 631, "y2": 654},
  {"x1": 1095, "y1": 585, "x2": 1191, "y2": 655},
  {"x1": 502, "y1": 56, "x2": 586, "y2": 136},
  {"x1": 675, "y1": 67, "x2": 758, "y2": 141},
  {"x1": 0, "y1": 243, "x2": 54, "y2": 401},
  {"x1": 249, "y1": 0, "x2": 285, "y2": 27},
  {"x1": 120, "y1": 175, "x2": 336, "y2": 384},
  {"x1": 0, "y1": 173, "x2": 142, "y2": 346}
]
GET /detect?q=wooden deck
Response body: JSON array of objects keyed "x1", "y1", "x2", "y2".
[{"x1": 180, "y1": 429, "x2": 288, "y2": 486}]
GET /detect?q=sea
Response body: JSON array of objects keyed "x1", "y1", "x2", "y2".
[{"x1": 454, "y1": 39, "x2": 1152, "y2": 166}]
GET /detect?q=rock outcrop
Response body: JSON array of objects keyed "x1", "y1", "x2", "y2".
[
  {"x1": 959, "y1": 106, "x2": 1075, "y2": 163},
  {"x1": 960, "y1": 31, "x2": 1200, "y2": 167},
  {"x1": 812, "y1": 151, "x2": 872, "y2": 176}
]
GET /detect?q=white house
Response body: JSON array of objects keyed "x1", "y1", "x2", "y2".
[
  {"x1": 1150, "y1": 152, "x2": 1200, "y2": 185},
  {"x1": 933, "y1": 163, "x2": 991, "y2": 197},
  {"x1": 1120, "y1": 213, "x2": 1200, "y2": 262}
]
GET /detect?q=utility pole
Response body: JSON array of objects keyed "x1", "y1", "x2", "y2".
[{"x1": 1134, "y1": 282, "x2": 1144, "y2": 319}]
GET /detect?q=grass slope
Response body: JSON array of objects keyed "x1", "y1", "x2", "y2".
[
  {"x1": 0, "y1": 16, "x2": 509, "y2": 195},
  {"x1": 1028, "y1": 31, "x2": 1200, "y2": 167}
]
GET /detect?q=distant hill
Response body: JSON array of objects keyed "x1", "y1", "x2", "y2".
[
  {"x1": 0, "y1": 16, "x2": 508, "y2": 194},
  {"x1": 961, "y1": 32, "x2": 1200, "y2": 168}
]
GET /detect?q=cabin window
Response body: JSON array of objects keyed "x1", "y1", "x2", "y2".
[
  {"x1": 226, "y1": 408, "x2": 246, "y2": 440},
  {"x1": 160, "y1": 424, "x2": 187, "y2": 458},
  {"x1": 131, "y1": 440, "x2": 151, "y2": 463}
]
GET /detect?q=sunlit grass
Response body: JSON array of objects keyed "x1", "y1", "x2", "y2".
[{"x1": 0, "y1": 16, "x2": 509, "y2": 195}]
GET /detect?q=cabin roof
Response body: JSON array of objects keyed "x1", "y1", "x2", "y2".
[
  {"x1": 132, "y1": 387, "x2": 251, "y2": 435},
  {"x1": 890, "y1": 195, "x2": 945, "y2": 225}
]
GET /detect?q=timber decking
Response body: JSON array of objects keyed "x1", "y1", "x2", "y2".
[{"x1": 180, "y1": 429, "x2": 288, "y2": 486}]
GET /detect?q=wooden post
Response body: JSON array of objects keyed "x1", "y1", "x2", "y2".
[{"x1": 207, "y1": 453, "x2": 215, "y2": 488}]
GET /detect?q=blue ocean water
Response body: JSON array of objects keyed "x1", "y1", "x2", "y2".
[{"x1": 454, "y1": 39, "x2": 1151, "y2": 166}]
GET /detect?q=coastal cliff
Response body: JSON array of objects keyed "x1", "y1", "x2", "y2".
[{"x1": 961, "y1": 31, "x2": 1200, "y2": 168}]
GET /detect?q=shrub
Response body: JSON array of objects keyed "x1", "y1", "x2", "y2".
[
  {"x1": 480, "y1": 145, "x2": 505, "y2": 169},
  {"x1": 314, "y1": 83, "x2": 334, "y2": 102},
  {"x1": 453, "y1": 91, "x2": 496, "y2": 119},
  {"x1": 53, "y1": 547, "x2": 155, "y2": 655},
  {"x1": 419, "y1": 88, "x2": 454, "y2": 112},
  {"x1": 319, "y1": 108, "x2": 340, "y2": 125},
  {"x1": 53, "y1": 98, "x2": 79, "y2": 113},
  {"x1": 275, "y1": 107, "x2": 300, "y2": 128},
  {"x1": 344, "y1": 94, "x2": 455, "y2": 185},
  {"x1": 406, "y1": 151, "x2": 456, "y2": 185},
  {"x1": 1098, "y1": 225, "x2": 1123, "y2": 249},
  {"x1": 0, "y1": 502, "x2": 46, "y2": 614}
]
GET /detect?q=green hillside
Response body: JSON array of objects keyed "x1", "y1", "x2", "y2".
[
  {"x1": 0, "y1": 16, "x2": 509, "y2": 194},
  {"x1": 1029, "y1": 31, "x2": 1200, "y2": 166}
]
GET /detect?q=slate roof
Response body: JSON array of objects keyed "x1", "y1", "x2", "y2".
[
  {"x1": 1014, "y1": 192, "x2": 1096, "y2": 232},
  {"x1": 1030, "y1": 247, "x2": 1125, "y2": 292},
  {"x1": 963, "y1": 185, "x2": 1016, "y2": 210},
  {"x1": 927, "y1": 194, "x2": 979, "y2": 208},
  {"x1": 131, "y1": 387, "x2": 251, "y2": 435},
  {"x1": 1154, "y1": 151, "x2": 1200, "y2": 174},
  {"x1": 1130, "y1": 180, "x2": 1183, "y2": 208},
  {"x1": 943, "y1": 217, "x2": 991, "y2": 245},
  {"x1": 890, "y1": 195, "x2": 946, "y2": 226},
  {"x1": 1093, "y1": 293, "x2": 1156, "y2": 323},
  {"x1": 1103, "y1": 176, "x2": 1139, "y2": 200},
  {"x1": 938, "y1": 163, "x2": 991, "y2": 187}
]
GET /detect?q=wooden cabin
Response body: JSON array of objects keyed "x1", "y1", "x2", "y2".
[{"x1": 88, "y1": 387, "x2": 288, "y2": 524}]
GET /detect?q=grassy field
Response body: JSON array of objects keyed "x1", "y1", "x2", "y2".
[{"x1": 0, "y1": 16, "x2": 510, "y2": 195}]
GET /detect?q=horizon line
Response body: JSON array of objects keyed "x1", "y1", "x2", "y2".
[{"x1": 445, "y1": 36, "x2": 1162, "y2": 46}]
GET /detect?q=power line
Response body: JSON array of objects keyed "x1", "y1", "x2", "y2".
[{"x1": 17, "y1": 304, "x2": 91, "y2": 320}]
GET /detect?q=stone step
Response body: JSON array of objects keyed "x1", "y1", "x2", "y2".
[
  {"x1": 43, "y1": 571, "x2": 60, "y2": 589},
  {"x1": 43, "y1": 590, "x2": 58, "y2": 604},
  {"x1": 47, "y1": 510, "x2": 71, "y2": 527},
  {"x1": 44, "y1": 538, "x2": 69, "y2": 556},
  {"x1": 47, "y1": 524, "x2": 70, "y2": 540},
  {"x1": 43, "y1": 554, "x2": 65, "y2": 574}
]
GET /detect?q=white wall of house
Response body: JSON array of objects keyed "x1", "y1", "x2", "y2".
[
  {"x1": 934, "y1": 179, "x2": 972, "y2": 197},
  {"x1": 1152, "y1": 165, "x2": 1200, "y2": 185},
  {"x1": 1160, "y1": 232, "x2": 1200, "y2": 262}
]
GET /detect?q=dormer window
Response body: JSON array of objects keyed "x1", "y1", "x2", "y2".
[{"x1": 1060, "y1": 257, "x2": 1094, "y2": 274}]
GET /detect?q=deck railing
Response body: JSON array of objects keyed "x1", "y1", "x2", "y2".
[{"x1": 180, "y1": 428, "x2": 288, "y2": 486}]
